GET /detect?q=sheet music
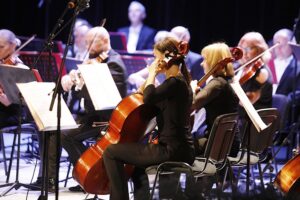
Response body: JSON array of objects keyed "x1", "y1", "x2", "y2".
[
  {"x1": 78, "y1": 63, "x2": 122, "y2": 110},
  {"x1": 230, "y1": 77, "x2": 267, "y2": 132},
  {"x1": 17, "y1": 82, "x2": 78, "y2": 131}
]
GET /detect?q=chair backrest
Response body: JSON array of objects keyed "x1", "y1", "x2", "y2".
[
  {"x1": 272, "y1": 94, "x2": 290, "y2": 130},
  {"x1": 204, "y1": 113, "x2": 239, "y2": 163},
  {"x1": 244, "y1": 108, "x2": 280, "y2": 153}
]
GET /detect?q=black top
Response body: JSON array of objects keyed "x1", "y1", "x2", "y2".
[
  {"x1": 143, "y1": 75, "x2": 194, "y2": 154},
  {"x1": 242, "y1": 65, "x2": 273, "y2": 109},
  {"x1": 193, "y1": 76, "x2": 239, "y2": 133}
]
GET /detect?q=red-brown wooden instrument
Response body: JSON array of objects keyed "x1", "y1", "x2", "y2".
[
  {"x1": 274, "y1": 154, "x2": 300, "y2": 194},
  {"x1": 72, "y1": 93, "x2": 158, "y2": 194},
  {"x1": 239, "y1": 59, "x2": 264, "y2": 85}
]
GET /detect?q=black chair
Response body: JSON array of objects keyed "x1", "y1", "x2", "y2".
[
  {"x1": 145, "y1": 113, "x2": 239, "y2": 200},
  {"x1": 226, "y1": 108, "x2": 279, "y2": 193},
  {"x1": 0, "y1": 123, "x2": 38, "y2": 182}
]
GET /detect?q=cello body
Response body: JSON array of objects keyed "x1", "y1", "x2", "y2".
[
  {"x1": 274, "y1": 154, "x2": 300, "y2": 194},
  {"x1": 72, "y1": 93, "x2": 158, "y2": 194}
]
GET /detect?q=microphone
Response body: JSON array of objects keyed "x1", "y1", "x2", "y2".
[{"x1": 68, "y1": 0, "x2": 90, "y2": 10}]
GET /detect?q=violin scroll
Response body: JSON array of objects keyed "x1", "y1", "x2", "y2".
[
  {"x1": 230, "y1": 47, "x2": 243, "y2": 61},
  {"x1": 178, "y1": 41, "x2": 190, "y2": 56}
]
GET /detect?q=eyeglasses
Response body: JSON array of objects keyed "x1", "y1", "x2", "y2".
[{"x1": 240, "y1": 46, "x2": 257, "y2": 53}]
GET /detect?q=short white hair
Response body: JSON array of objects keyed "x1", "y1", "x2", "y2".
[
  {"x1": 170, "y1": 26, "x2": 191, "y2": 42},
  {"x1": 0, "y1": 29, "x2": 21, "y2": 46},
  {"x1": 129, "y1": 1, "x2": 146, "y2": 14}
]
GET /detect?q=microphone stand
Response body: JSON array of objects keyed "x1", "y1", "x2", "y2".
[
  {"x1": 48, "y1": 1, "x2": 90, "y2": 200},
  {"x1": 36, "y1": 1, "x2": 90, "y2": 200},
  {"x1": 290, "y1": 8, "x2": 300, "y2": 155}
]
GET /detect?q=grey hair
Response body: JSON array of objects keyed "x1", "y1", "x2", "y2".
[{"x1": 0, "y1": 29, "x2": 21, "y2": 46}]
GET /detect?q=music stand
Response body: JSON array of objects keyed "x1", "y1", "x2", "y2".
[
  {"x1": 19, "y1": 51, "x2": 66, "y2": 82},
  {"x1": 109, "y1": 32, "x2": 127, "y2": 51},
  {"x1": 0, "y1": 65, "x2": 40, "y2": 196},
  {"x1": 288, "y1": 43, "x2": 300, "y2": 152}
]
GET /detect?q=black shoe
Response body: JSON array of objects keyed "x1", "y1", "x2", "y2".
[
  {"x1": 68, "y1": 185, "x2": 85, "y2": 193},
  {"x1": 30, "y1": 177, "x2": 55, "y2": 192}
]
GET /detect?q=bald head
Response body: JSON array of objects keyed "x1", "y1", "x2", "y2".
[
  {"x1": 170, "y1": 26, "x2": 191, "y2": 42},
  {"x1": 85, "y1": 27, "x2": 111, "y2": 58},
  {"x1": 273, "y1": 29, "x2": 294, "y2": 59}
]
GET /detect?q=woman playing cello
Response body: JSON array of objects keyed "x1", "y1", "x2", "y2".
[{"x1": 102, "y1": 37, "x2": 195, "y2": 200}]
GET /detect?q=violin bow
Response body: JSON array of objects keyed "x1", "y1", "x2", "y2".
[
  {"x1": 234, "y1": 42, "x2": 280, "y2": 73},
  {"x1": 82, "y1": 18, "x2": 107, "y2": 60},
  {"x1": 12, "y1": 34, "x2": 36, "y2": 55}
]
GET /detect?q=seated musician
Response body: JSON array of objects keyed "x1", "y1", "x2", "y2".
[
  {"x1": 236, "y1": 32, "x2": 273, "y2": 109},
  {"x1": 32, "y1": 26, "x2": 128, "y2": 192},
  {"x1": 102, "y1": 37, "x2": 195, "y2": 200},
  {"x1": 236, "y1": 32, "x2": 273, "y2": 139},
  {"x1": 0, "y1": 29, "x2": 29, "y2": 128},
  {"x1": 191, "y1": 42, "x2": 240, "y2": 156}
]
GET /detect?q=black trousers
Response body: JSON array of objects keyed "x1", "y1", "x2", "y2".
[{"x1": 103, "y1": 142, "x2": 194, "y2": 200}]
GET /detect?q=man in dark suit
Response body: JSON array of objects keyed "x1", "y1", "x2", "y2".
[
  {"x1": 270, "y1": 28, "x2": 300, "y2": 127},
  {"x1": 32, "y1": 26, "x2": 128, "y2": 192},
  {"x1": 170, "y1": 26, "x2": 204, "y2": 80},
  {"x1": 117, "y1": 1, "x2": 156, "y2": 52},
  {"x1": 271, "y1": 29, "x2": 300, "y2": 96}
]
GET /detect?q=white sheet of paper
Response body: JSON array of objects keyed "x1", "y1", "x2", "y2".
[
  {"x1": 17, "y1": 82, "x2": 78, "y2": 131},
  {"x1": 78, "y1": 63, "x2": 122, "y2": 110},
  {"x1": 230, "y1": 77, "x2": 267, "y2": 132}
]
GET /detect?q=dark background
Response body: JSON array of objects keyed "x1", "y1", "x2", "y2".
[{"x1": 1, "y1": 0, "x2": 300, "y2": 53}]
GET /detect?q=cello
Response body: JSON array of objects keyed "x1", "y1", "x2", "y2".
[
  {"x1": 274, "y1": 154, "x2": 300, "y2": 196},
  {"x1": 72, "y1": 41, "x2": 190, "y2": 194},
  {"x1": 72, "y1": 93, "x2": 159, "y2": 194}
]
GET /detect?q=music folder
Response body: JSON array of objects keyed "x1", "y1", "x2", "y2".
[
  {"x1": 77, "y1": 63, "x2": 122, "y2": 110},
  {"x1": 16, "y1": 82, "x2": 79, "y2": 131},
  {"x1": 230, "y1": 77, "x2": 267, "y2": 132},
  {"x1": 0, "y1": 64, "x2": 36, "y2": 104}
]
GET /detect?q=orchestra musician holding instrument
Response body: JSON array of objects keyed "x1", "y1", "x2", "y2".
[
  {"x1": 32, "y1": 26, "x2": 128, "y2": 192},
  {"x1": 102, "y1": 37, "x2": 195, "y2": 200},
  {"x1": 236, "y1": 32, "x2": 273, "y2": 109},
  {"x1": 191, "y1": 42, "x2": 240, "y2": 157},
  {"x1": 0, "y1": 29, "x2": 30, "y2": 128}
]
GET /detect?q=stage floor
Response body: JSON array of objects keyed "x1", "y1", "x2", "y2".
[{"x1": 0, "y1": 132, "x2": 288, "y2": 200}]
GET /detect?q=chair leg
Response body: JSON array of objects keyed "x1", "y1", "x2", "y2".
[
  {"x1": 64, "y1": 161, "x2": 72, "y2": 187},
  {"x1": 257, "y1": 162, "x2": 265, "y2": 191},
  {"x1": 227, "y1": 162, "x2": 237, "y2": 196},
  {"x1": 214, "y1": 173, "x2": 222, "y2": 199},
  {"x1": 0, "y1": 132, "x2": 8, "y2": 176},
  {"x1": 149, "y1": 170, "x2": 160, "y2": 200},
  {"x1": 6, "y1": 132, "x2": 18, "y2": 183}
]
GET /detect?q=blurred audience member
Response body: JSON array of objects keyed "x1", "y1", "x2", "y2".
[{"x1": 118, "y1": 1, "x2": 156, "y2": 52}]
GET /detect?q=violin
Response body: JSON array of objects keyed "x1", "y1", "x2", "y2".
[
  {"x1": 72, "y1": 52, "x2": 109, "y2": 91},
  {"x1": 239, "y1": 59, "x2": 264, "y2": 85},
  {"x1": 234, "y1": 42, "x2": 280, "y2": 85},
  {"x1": 197, "y1": 47, "x2": 243, "y2": 87},
  {"x1": 0, "y1": 35, "x2": 36, "y2": 66}
]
